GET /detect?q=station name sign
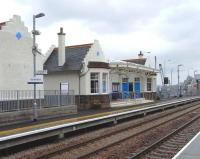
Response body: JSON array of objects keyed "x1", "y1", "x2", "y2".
[{"x1": 28, "y1": 77, "x2": 43, "y2": 84}]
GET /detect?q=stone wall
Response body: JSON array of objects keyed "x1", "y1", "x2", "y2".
[
  {"x1": 0, "y1": 105, "x2": 77, "y2": 127},
  {"x1": 75, "y1": 94, "x2": 110, "y2": 110},
  {"x1": 141, "y1": 92, "x2": 157, "y2": 100}
]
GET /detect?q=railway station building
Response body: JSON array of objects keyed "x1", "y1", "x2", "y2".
[{"x1": 43, "y1": 28, "x2": 158, "y2": 110}]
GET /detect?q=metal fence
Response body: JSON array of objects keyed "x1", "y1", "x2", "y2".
[
  {"x1": 110, "y1": 91, "x2": 147, "y2": 101},
  {"x1": 0, "y1": 90, "x2": 75, "y2": 113}
]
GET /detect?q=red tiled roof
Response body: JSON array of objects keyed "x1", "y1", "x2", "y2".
[{"x1": 0, "y1": 22, "x2": 7, "y2": 30}]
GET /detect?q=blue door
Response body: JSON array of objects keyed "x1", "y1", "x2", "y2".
[
  {"x1": 134, "y1": 82, "x2": 140, "y2": 98},
  {"x1": 122, "y1": 82, "x2": 129, "y2": 99}
]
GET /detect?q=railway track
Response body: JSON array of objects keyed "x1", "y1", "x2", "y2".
[
  {"x1": 127, "y1": 114, "x2": 200, "y2": 159},
  {"x1": 31, "y1": 100, "x2": 200, "y2": 159}
]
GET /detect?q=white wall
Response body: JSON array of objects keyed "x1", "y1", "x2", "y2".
[
  {"x1": 44, "y1": 72, "x2": 79, "y2": 94},
  {"x1": 0, "y1": 15, "x2": 44, "y2": 90}
]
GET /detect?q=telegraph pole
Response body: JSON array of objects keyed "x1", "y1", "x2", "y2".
[{"x1": 177, "y1": 64, "x2": 183, "y2": 97}]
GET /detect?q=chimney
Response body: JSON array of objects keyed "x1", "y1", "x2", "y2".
[
  {"x1": 138, "y1": 51, "x2": 143, "y2": 59},
  {"x1": 57, "y1": 27, "x2": 66, "y2": 66}
]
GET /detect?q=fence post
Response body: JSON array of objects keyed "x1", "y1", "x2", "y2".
[
  {"x1": 17, "y1": 90, "x2": 20, "y2": 111},
  {"x1": 39, "y1": 90, "x2": 41, "y2": 109},
  {"x1": 73, "y1": 90, "x2": 75, "y2": 105},
  {"x1": 57, "y1": 90, "x2": 61, "y2": 106}
]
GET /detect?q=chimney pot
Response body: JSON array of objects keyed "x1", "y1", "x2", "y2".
[
  {"x1": 58, "y1": 27, "x2": 65, "y2": 35},
  {"x1": 60, "y1": 27, "x2": 63, "y2": 33}
]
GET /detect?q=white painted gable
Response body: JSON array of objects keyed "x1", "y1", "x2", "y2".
[
  {"x1": 0, "y1": 15, "x2": 44, "y2": 90},
  {"x1": 1, "y1": 15, "x2": 31, "y2": 38},
  {"x1": 84, "y1": 40, "x2": 107, "y2": 65}
]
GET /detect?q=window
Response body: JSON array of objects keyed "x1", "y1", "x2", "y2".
[
  {"x1": 135, "y1": 77, "x2": 140, "y2": 82},
  {"x1": 102, "y1": 73, "x2": 108, "y2": 93},
  {"x1": 91, "y1": 73, "x2": 99, "y2": 93},
  {"x1": 122, "y1": 78, "x2": 128, "y2": 82},
  {"x1": 112, "y1": 83, "x2": 120, "y2": 92},
  {"x1": 147, "y1": 78, "x2": 152, "y2": 91},
  {"x1": 129, "y1": 83, "x2": 133, "y2": 92}
]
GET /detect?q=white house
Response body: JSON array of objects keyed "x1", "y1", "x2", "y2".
[
  {"x1": 0, "y1": 15, "x2": 44, "y2": 90},
  {"x1": 44, "y1": 28, "x2": 158, "y2": 110},
  {"x1": 44, "y1": 28, "x2": 110, "y2": 110}
]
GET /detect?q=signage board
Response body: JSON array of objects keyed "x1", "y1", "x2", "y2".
[
  {"x1": 28, "y1": 77, "x2": 43, "y2": 84},
  {"x1": 60, "y1": 82, "x2": 69, "y2": 94}
]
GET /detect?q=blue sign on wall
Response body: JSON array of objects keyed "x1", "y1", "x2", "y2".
[{"x1": 16, "y1": 32, "x2": 22, "y2": 40}]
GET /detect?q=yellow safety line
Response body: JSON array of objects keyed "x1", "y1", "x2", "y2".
[{"x1": 0, "y1": 105, "x2": 144, "y2": 136}]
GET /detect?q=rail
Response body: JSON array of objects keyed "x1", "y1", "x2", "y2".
[{"x1": 127, "y1": 114, "x2": 200, "y2": 159}]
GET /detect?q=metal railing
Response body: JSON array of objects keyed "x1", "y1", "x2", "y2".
[
  {"x1": 110, "y1": 91, "x2": 148, "y2": 101},
  {"x1": 110, "y1": 91, "x2": 156, "y2": 101},
  {"x1": 0, "y1": 90, "x2": 75, "y2": 113}
]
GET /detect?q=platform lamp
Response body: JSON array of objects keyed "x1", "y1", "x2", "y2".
[
  {"x1": 32, "y1": 12, "x2": 45, "y2": 121},
  {"x1": 177, "y1": 64, "x2": 183, "y2": 97}
]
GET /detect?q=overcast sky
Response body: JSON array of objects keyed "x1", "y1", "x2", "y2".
[{"x1": 1, "y1": 0, "x2": 200, "y2": 84}]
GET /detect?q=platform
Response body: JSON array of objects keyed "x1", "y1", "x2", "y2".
[
  {"x1": 0, "y1": 101, "x2": 154, "y2": 137},
  {"x1": 111, "y1": 98, "x2": 153, "y2": 107},
  {"x1": 0, "y1": 97, "x2": 195, "y2": 138},
  {"x1": 173, "y1": 131, "x2": 200, "y2": 159}
]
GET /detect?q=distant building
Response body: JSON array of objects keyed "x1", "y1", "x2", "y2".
[{"x1": 0, "y1": 15, "x2": 44, "y2": 90}]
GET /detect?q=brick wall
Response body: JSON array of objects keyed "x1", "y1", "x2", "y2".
[{"x1": 75, "y1": 94, "x2": 110, "y2": 110}]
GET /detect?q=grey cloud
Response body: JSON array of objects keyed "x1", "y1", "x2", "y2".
[
  {"x1": 18, "y1": 0, "x2": 186, "y2": 33},
  {"x1": 16, "y1": 0, "x2": 200, "y2": 83},
  {"x1": 153, "y1": 5, "x2": 200, "y2": 42}
]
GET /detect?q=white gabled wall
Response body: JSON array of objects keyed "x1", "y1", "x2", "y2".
[
  {"x1": 84, "y1": 40, "x2": 106, "y2": 64},
  {"x1": 0, "y1": 15, "x2": 44, "y2": 90},
  {"x1": 80, "y1": 40, "x2": 110, "y2": 95}
]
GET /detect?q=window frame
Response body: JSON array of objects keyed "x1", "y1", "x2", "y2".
[
  {"x1": 90, "y1": 72, "x2": 100, "y2": 94},
  {"x1": 102, "y1": 73, "x2": 108, "y2": 93},
  {"x1": 147, "y1": 78, "x2": 152, "y2": 91}
]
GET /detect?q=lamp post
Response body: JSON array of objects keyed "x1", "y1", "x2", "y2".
[
  {"x1": 32, "y1": 13, "x2": 45, "y2": 121},
  {"x1": 170, "y1": 69, "x2": 173, "y2": 85},
  {"x1": 194, "y1": 70, "x2": 199, "y2": 95},
  {"x1": 177, "y1": 64, "x2": 183, "y2": 97}
]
